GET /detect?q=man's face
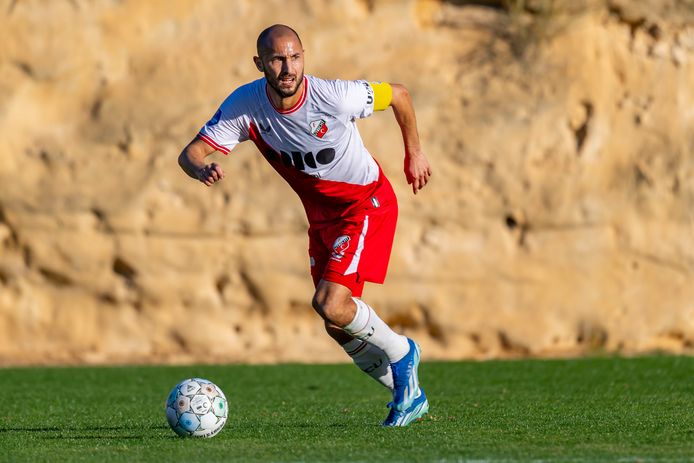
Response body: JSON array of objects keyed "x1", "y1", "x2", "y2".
[{"x1": 255, "y1": 35, "x2": 304, "y2": 98}]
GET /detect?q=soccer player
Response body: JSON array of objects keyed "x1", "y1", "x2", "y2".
[{"x1": 178, "y1": 24, "x2": 432, "y2": 426}]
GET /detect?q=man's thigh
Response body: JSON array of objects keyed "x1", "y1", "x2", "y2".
[{"x1": 308, "y1": 204, "x2": 397, "y2": 297}]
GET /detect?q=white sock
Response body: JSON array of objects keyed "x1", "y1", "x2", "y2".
[
  {"x1": 342, "y1": 298, "x2": 409, "y2": 363},
  {"x1": 342, "y1": 338, "x2": 394, "y2": 391}
]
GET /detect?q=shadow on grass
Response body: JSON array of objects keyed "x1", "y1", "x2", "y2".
[
  {"x1": 271, "y1": 422, "x2": 350, "y2": 429},
  {"x1": 0, "y1": 424, "x2": 171, "y2": 440},
  {"x1": 0, "y1": 420, "x2": 353, "y2": 440}
]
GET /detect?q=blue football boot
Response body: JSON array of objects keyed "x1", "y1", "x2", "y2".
[
  {"x1": 390, "y1": 338, "x2": 421, "y2": 411},
  {"x1": 382, "y1": 388, "x2": 429, "y2": 427}
]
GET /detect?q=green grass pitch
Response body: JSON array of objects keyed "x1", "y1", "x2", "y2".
[{"x1": 0, "y1": 356, "x2": 692, "y2": 462}]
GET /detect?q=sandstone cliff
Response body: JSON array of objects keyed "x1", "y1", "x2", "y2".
[{"x1": 0, "y1": 0, "x2": 692, "y2": 365}]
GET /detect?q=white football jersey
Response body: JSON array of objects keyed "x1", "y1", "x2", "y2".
[{"x1": 198, "y1": 75, "x2": 388, "y2": 224}]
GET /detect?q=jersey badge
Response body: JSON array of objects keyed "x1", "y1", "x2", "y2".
[{"x1": 310, "y1": 119, "x2": 329, "y2": 139}]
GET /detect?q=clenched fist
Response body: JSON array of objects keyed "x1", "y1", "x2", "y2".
[{"x1": 197, "y1": 162, "x2": 225, "y2": 187}]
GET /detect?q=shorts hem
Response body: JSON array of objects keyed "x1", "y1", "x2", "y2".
[{"x1": 321, "y1": 270, "x2": 365, "y2": 298}]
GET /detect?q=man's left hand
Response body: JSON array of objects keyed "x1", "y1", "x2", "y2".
[{"x1": 404, "y1": 149, "x2": 432, "y2": 195}]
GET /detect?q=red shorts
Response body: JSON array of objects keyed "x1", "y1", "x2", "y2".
[{"x1": 308, "y1": 181, "x2": 398, "y2": 298}]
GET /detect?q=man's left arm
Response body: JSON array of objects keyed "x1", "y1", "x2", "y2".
[{"x1": 372, "y1": 82, "x2": 432, "y2": 194}]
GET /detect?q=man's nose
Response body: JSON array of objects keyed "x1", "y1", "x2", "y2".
[{"x1": 281, "y1": 59, "x2": 290, "y2": 73}]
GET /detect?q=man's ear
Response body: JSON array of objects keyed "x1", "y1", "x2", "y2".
[{"x1": 253, "y1": 56, "x2": 263, "y2": 73}]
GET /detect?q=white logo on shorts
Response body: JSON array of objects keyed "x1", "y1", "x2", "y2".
[{"x1": 331, "y1": 235, "x2": 351, "y2": 262}]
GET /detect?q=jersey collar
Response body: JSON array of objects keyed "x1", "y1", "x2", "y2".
[{"x1": 265, "y1": 76, "x2": 308, "y2": 115}]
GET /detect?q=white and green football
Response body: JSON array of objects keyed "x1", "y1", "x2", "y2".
[{"x1": 165, "y1": 378, "x2": 228, "y2": 437}]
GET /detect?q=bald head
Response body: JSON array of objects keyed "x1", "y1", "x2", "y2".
[
  {"x1": 256, "y1": 24, "x2": 303, "y2": 57},
  {"x1": 253, "y1": 24, "x2": 306, "y2": 100}
]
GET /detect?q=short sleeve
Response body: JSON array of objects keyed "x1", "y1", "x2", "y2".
[
  {"x1": 197, "y1": 93, "x2": 249, "y2": 155},
  {"x1": 330, "y1": 79, "x2": 376, "y2": 121}
]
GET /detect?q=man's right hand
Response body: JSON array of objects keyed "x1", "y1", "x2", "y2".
[
  {"x1": 197, "y1": 162, "x2": 225, "y2": 186},
  {"x1": 178, "y1": 138, "x2": 223, "y2": 185}
]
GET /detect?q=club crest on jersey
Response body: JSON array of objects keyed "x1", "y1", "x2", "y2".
[
  {"x1": 330, "y1": 235, "x2": 350, "y2": 261},
  {"x1": 310, "y1": 119, "x2": 328, "y2": 139}
]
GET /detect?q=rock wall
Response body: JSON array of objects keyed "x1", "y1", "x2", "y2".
[{"x1": 0, "y1": 0, "x2": 692, "y2": 365}]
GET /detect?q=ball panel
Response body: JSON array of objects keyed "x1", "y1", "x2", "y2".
[
  {"x1": 190, "y1": 394, "x2": 212, "y2": 414},
  {"x1": 212, "y1": 397, "x2": 227, "y2": 418},
  {"x1": 201, "y1": 383, "x2": 220, "y2": 398},
  {"x1": 179, "y1": 380, "x2": 201, "y2": 396},
  {"x1": 192, "y1": 416, "x2": 226, "y2": 438},
  {"x1": 199, "y1": 412, "x2": 218, "y2": 430},
  {"x1": 166, "y1": 387, "x2": 178, "y2": 407},
  {"x1": 207, "y1": 417, "x2": 226, "y2": 438},
  {"x1": 165, "y1": 406, "x2": 179, "y2": 428},
  {"x1": 175, "y1": 395, "x2": 191, "y2": 414},
  {"x1": 179, "y1": 412, "x2": 201, "y2": 432}
]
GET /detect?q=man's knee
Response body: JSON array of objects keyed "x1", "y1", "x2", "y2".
[
  {"x1": 312, "y1": 283, "x2": 355, "y2": 327},
  {"x1": 311, "y1": 290, "x2": 342, "y2": 322}
]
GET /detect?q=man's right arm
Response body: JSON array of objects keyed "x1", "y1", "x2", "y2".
[{"x1": 178, "y1": 138, "x2": 226, "y2": 187}]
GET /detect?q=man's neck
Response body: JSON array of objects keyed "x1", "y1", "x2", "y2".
[{"x1": 267, "y1": 78, "x2": 305, "y2": 110}]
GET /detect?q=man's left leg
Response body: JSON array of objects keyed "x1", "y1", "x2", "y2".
[
  {"x1": 324, "y1": 303, "x2": 429, "y2": 426},
  {"x1": 309, "y1": 191, "x2": 428, "y2": 425},
  {"x1": 312, "y1": 281, "x2": 408, "y2": 365},
  {"x1": 312, "y1": 281, "x2": 428, "y2": 425},
  {"x1": 324, "y1": 321, "x2": 393, "y2": 391}
]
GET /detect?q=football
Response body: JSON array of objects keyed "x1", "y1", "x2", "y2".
[{"x1": 165, "y1": 378, "x2": 228, "y2": 437}]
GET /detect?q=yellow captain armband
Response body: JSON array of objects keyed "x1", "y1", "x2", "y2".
[{"x1": 369, "y1": 82, "x2": 393, "y2": 111}]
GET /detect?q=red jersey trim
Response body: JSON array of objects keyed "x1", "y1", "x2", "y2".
[
  {"x1": 196, "y1": 132, "x2": 231, "y2": 155},
  {"x1": 265, "y1": 76, "x2": 308, "y2": 115}
]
